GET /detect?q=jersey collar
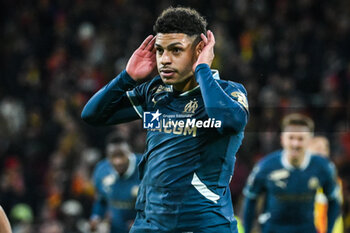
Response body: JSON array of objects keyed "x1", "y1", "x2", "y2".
[
  {"x1": 177, "y1": 69, "x2": 220, "y2": 97},
  {"x1": 281, "y1": 150, "x2": 311, "y2": 170},
  {"x1": 123, "y1": 153, "x2": 136, "y2": 179}
]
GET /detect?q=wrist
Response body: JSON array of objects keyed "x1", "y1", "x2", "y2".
[
  {"x1": 125, "y1": 69, "x2": 139, "y2": 81},
  {"x1": 195, "y1": 63, "x2": 210, "y2": 73},
  {"x1": 120, "y1": 70, "x2": 138, "y2": 86}
]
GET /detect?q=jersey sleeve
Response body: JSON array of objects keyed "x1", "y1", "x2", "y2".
[
  {"x1": 90, "y1": 162, "x2": 109, "y2": 219},
  {"x1": 81, "y1": 70, "x2": 146, "y2": 125},
  {"x1": 90, "y1": 194, "x2": 108, "y2": 220},
  {"x1": 243, "y1": 163, "x2": 266, "y2": 199},
  {"x1": 321, "y1": 160, "x2": 341, "y2": 233},
  {"x1": 195, "y1": 63, "x2": 249, "y2": 134},
  {"x1": 322, "y1": 161, "x2": 340, "y2": 201},
  {"x1": 125, "y1": 80, "x2": 149, "y2": 118},
  {"x1": 242, "y1": 163, "x2": 266, "y2": 233}
]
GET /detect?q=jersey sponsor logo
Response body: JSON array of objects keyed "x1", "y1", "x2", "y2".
[
  {"x1": 155, "y1": 85, "x2": 172, "y2": 93},
  {"x1": 268, "y1": 169, "x2": 290, "y2": 188},
  {"x1": 149, "y1": 124, "x2": 198, "y2": 137},
  {"x1": 275, "y1": 193, "x2": 314, "y2": 202},
  {"x1": 183, "y1": 99, "x2": 198, "y2": 114},
  {"x1": 269, "y1": 169, "x2": 290, "y2": 180}
]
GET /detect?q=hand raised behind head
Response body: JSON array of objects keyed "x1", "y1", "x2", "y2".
[
  {"x1": 126, "y1": 35, "x2": 157, "y2": 81},
  {"x1": 192, "y1": 30, "x2": 215, "y2": 72}
]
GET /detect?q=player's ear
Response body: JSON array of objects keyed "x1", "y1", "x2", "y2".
[
  {"x1": 195, "y1": 41, "x2": 205, "y2": 57},
  {"x1": 280, "y1": 133, "x2": 285, "y2": 147}
]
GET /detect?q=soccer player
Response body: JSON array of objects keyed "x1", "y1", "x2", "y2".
[
  {"x1": 242, "y1": 114, "x2": 341, "y2": 233},
  {"x1": 0, "y1": 205, "x2": 12, "y2": 233},
  {"x1": 308, "y1": 136, "x2": 344, "y2": 233},
  {"x1": 89, "y1": 133, "x2": 140, "y2": 233},
  {"x1": 308, "y1": 136, "x2": 330, "y2": 158},
  {"x1": 82, "y1": 6, "x2": 248, "y2": 233}
]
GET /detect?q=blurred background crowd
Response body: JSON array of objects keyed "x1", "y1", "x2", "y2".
[{"x1": 0, "y1": 0, "x2": 349, "y2": 232}]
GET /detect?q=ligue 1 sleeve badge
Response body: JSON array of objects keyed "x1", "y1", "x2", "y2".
[{"x1": 308, "y1": 177, "x2": 320, "y2": 190}]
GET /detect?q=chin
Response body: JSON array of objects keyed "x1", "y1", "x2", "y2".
[{"x1": 161, "y1": 77, "x2": 176, "y2": 84}]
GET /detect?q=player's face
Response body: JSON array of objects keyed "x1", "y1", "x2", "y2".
[
  {"x1": 281, "y1": 125, "x2": 312, "y2": 165},
  {"x1": 155, "y1": 33, "x2": 198, "y2": 91},
  {"x1": 107, "y1": 145, "x2": 130, "y2": 175}
]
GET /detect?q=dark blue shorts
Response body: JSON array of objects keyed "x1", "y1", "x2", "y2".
[
  {"x1": 262, "y1": 222, "x2": 317, "y2": 233},
  {"x1": 129, "y1": 211, "x2": 238, "y2": 233}
]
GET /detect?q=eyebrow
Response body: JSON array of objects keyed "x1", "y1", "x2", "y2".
[{"x1": 155, "y1": 42, "x2": 184, "y2": 49}]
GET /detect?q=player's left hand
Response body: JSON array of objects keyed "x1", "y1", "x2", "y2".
[{"x1": 193, "y1": 30, "x2": 215, "y2": 72}]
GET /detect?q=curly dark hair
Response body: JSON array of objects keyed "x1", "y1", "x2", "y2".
[{"x1": 154, "y1": 7, "x2": 207, "y2": 37}]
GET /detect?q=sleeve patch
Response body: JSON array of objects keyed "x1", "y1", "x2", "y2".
[{"x1": 231, "y1": 91, "x2": 248, "y2": 111}]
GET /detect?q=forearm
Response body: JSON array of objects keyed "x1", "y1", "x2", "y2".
[
  {"x1": 81, "y1": 70, "x2": 138, "y2": 125},
  {"x1": 327, "y1": 199, "x2": 341, "y2": 233},
  {"x1": 91, "y1": 198, "x2": 108, "y2": 220},
  {"x1": 0, "y1": 206, "x2": 11, "y2": 233},
  {"x1": 195, "y1": 64, "x2": 248, "y2": 133},
  {"x1": 243, "y1": 198, "x2": 257, "y2": 233}
]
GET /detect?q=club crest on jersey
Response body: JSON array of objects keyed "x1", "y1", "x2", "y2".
[
  {"x1": 183, "y1": 99, "x2": 198, "y2": 114},
  {"x1": 308, "y1": 177, "x2": 320, "y2": 190}
]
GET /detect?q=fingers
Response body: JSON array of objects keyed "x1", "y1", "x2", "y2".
[
  {"x1": 138, "y1": 35, "x2": 154, "y2": 50},
  {"x1": 200, "y1": 30, "x2": 215, "y2": 46},
  {"x1": 201, "y1": 33, "x2": 208, "y2": 45},
  {"x1": 207, "y1": 30, "x2": 215, "y2": 45},
  {"x1": 145, "y1": 48, "x2": 157, "y2": 58},
  {"x1": 145, "y1": 36, "x2": 156, "y2": 51}
]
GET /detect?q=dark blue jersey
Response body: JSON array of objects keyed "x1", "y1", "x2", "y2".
[
  {"x1": 91, "y1": 155, "x2": 140, "y2": 233},
  {"x1": 243, "y1": 150, "x2": 341, "y2": 233},
  {"x1": 82, "y1": 64, "x2": 249, "y2": 231}
]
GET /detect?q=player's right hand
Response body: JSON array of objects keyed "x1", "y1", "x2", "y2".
[
  {"x1": 126, "y1": 35, "x2": 157, "y2": 81},
  {"x1": 89, "y1": 218, "x2": 100, "y2": 232}
]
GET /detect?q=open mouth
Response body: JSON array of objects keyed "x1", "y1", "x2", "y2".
[{"x1": 160, "y1": 69, "x2": 176, "y2": 78}]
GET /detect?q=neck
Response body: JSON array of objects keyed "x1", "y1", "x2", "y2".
[
  {"x1": 173, "y1": 75, "x2": 198, "y2": 92},
  {"x1": 287, "y1": 152, "x2": 305, "y2": 167}
]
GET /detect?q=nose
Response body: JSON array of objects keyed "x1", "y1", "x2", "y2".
[
  {"x1": 160, "y1": 51, "x2": 171, "y2": 65},
  {"x1": 291, "y1": 139, "x2": 301, "y2": 148},
  {"x1": 112, "y1": 157, "x2": 123, "y2": 167}
]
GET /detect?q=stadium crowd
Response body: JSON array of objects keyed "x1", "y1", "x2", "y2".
[{"x1": 0, "y1": 0, "x2": 349, "y2": 232}]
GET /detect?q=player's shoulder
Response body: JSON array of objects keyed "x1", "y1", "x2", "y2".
[
  {"x1": 93, "y1": 158, "x2": 113, "y2": 178},
  {"x1": 217, "y1": 79, "x2": 248, "y2": 95},
  {"x1": 309, "y1": 154, "x2": 335, "y2": 171},
  {"x1": 131, "y1": 75, "x2": 163, "y2": 95},
  {"x1": 95, "y1": 158, "x2": 110, "y2": 171},
  {"x1": 258, "y1": 150, "x2": 283, "y2": 169},
  {"x1": 141, "y1": 75, "x2": 164, "y2": 92}
]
